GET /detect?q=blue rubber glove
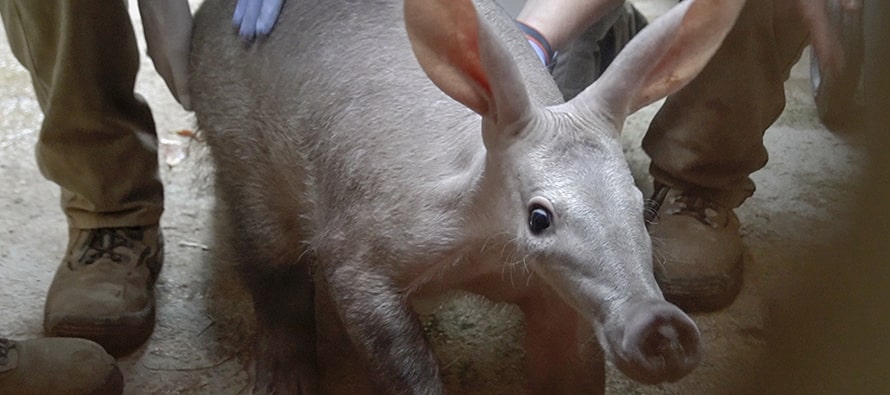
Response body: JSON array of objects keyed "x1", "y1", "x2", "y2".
[{"x1": 233, "y1": 0, "x2": 284, "y2": 39}]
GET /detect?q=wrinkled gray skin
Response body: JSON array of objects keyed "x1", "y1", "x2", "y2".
[{"x1": 189, "y1": 0, "x2": 738, "y2": 393}]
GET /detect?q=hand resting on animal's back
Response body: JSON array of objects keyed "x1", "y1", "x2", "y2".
[{"x1": 233, "y1": 0, "x2": 284, "y2": 39}]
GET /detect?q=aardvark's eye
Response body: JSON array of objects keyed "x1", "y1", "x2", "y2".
[{"x1": 528, "y1": 205, "x2": 552, "y2": 234}]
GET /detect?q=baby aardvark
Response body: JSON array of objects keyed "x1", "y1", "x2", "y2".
[{"x1": 189, "y1": 0, "x2": 744, "y2": 392}]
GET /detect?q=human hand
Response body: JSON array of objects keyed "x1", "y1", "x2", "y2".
[{"x1": 233, "y1": 0, "x2": 284, "y2": 39}]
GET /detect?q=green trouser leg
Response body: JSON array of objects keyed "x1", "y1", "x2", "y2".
[
  {"x1": 1, "y1": 0, "x2": 163, "y2": 229},
  {"x1": 642, "y1": 0, "x2": 810, "y2": 208}
]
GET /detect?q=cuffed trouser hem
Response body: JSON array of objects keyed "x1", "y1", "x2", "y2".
[
  {"x1": 641, "y1": 0, "x2": 810, "y2": 208},
  {"x1": 1, "y1": 0, "x2": 164, "y2": 228}
]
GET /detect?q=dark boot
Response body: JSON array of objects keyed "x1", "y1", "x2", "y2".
[
  {"x1": 44, "y1": 226, "x2": 163, "y2": 356},
  {"x1": 646, "y1": 186, "x2": 744, "y2": 312},
  {"x1": 0, "y1": 337, "x2": 123, "y2": 394}
]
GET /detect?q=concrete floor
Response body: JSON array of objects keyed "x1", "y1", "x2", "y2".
[{"x1": 0, "y1": 1, "x2": 865, "y2": 394}]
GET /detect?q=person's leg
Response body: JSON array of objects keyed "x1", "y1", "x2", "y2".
[
  {"x1": 642, "y1": 0, "x2": 810, "y2": 312},
  {"x1": 515, "y1": 0, "x2": 645, "y2": 82},
  {"x1": 1, "y1": 0, "x2": 164, "y2": 355},
  {"x1": 0, "y1": 337, "x2": 123, "y2": 394},
  {"x1": 551, "y1": 1, "x2": 648, "y2": 101}
]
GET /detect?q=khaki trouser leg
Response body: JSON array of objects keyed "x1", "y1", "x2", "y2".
[
  {"x1": 1, "y1": 0, "x2": 163, "y2": 229},
  {"x1": 642, "y1": 0, "x2": 810, "y2": 208}
]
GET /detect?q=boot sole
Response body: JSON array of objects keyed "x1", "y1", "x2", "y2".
[
  {"x1": 47, "y1": 297, "x2": 156, "y2": 357},
  {"x1": 656, "y1": 254, "x2": 744, "y2": 313}
]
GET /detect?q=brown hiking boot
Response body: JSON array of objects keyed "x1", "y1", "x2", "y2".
[
  {"x1": 44, "y1": 226, "x2": 163, "y2": 356},
  {"x1": 0, "y1": 337, "x2": 123, "y2": 394},
  {"x1": 646, "y1": 186, "x2": 744, "y2": 313}
]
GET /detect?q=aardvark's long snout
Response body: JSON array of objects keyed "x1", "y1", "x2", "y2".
[{"x1": 606, "y1": 299, "x2": 702, "y2": 384}]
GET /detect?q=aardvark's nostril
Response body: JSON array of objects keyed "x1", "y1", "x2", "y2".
[
  {"x1": 643, "y1": 324, "x2": 688, "y2": 375},
  {"x1": 643, "y1": 324, "x2": 681, "y2": 358},
  {"x1": 640, "y1": 322, "x2": 694, "y2": 381},
  {"x1": 613, "y1": 300, "x2": 702, "y2": 384}
]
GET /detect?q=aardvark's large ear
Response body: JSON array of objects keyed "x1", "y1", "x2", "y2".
[
  {"x1": 404, "y1": 0, "x2": 531, "y2": 128},
  {"x1": 574, "y1": 0, "x2": 746, "y2": 125}
]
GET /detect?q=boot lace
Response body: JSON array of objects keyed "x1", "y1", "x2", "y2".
[
  {"x1": 647, "y1": 187, "x2": 727, "y2": 228},
  {"x1": 77, "y1": 228, "x2": 144, "y2": 265}
]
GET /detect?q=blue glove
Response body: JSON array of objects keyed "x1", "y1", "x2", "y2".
[{"x1": 233, "y1": 0, "x2": 284, "y2": 39}]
